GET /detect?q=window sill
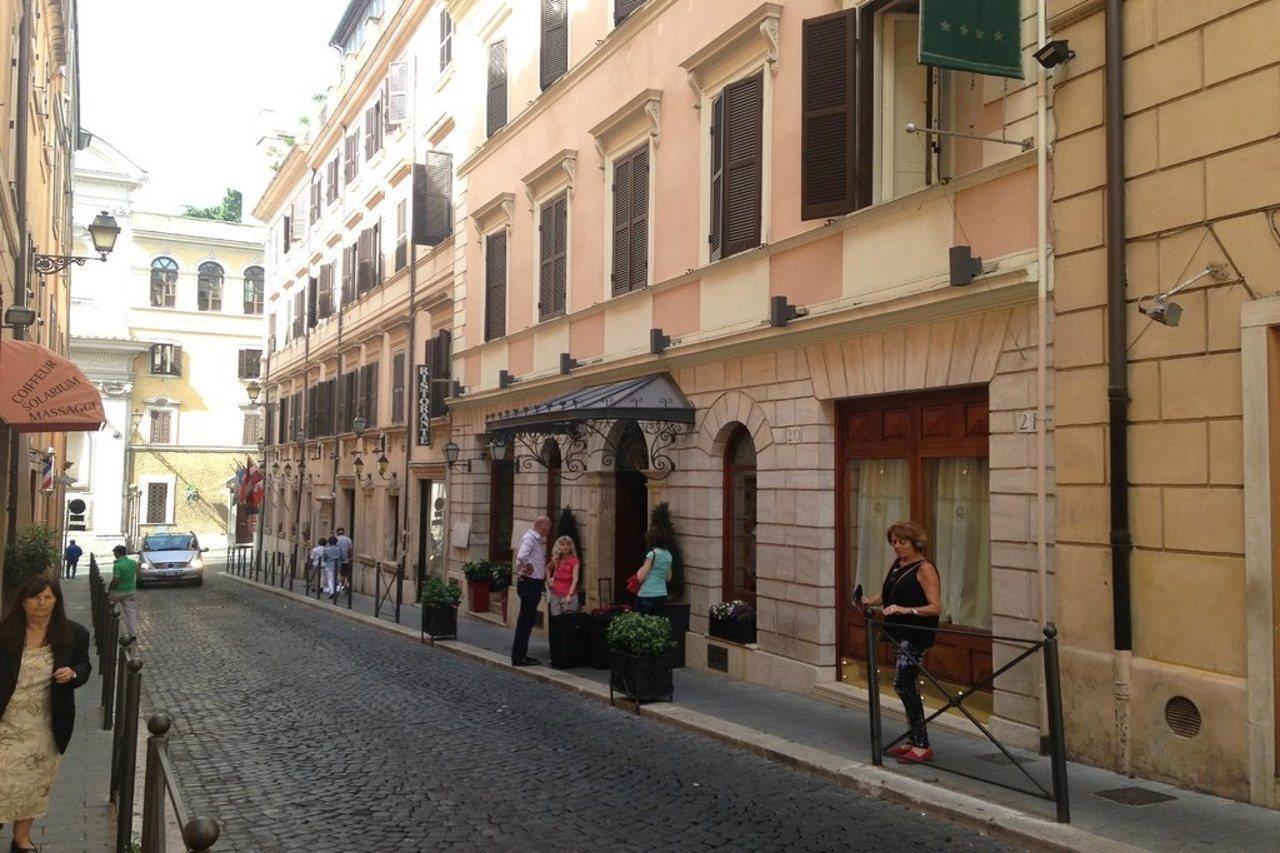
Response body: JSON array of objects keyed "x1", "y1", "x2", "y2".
[{"x1": 434, "y1": 62, "x2": 455, "y2": 94}]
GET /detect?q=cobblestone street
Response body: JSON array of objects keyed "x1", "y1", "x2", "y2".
[{"x1": 129, "y1": 573, "x2": 1014, "y2": 852}]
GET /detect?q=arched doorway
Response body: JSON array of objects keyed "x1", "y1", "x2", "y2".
[{"x1": 613, "y1": 422, "x2": 649, "y2": 602}]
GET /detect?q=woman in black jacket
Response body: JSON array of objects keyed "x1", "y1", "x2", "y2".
[{"x1": 0, "y1": 576, "x2": 92, "y2": 852}]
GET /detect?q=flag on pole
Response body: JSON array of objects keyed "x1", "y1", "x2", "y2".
[
  {"x1": 244, "y1": 457, "x2": 264, "y2": 513},
  {"x1": 919, "y1": 0, "x2": 1025, "y2": 80}
]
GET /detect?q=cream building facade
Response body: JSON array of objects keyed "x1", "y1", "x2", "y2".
[
  {"x1": 1049, "y1": 0, "x2": 1280, "y2": 807},
  {"x1": 255, "y1": 0, "x2": 457, "y2": 598},
  {"x1": 69, "y1": 135, "x2": 266, "y2": 552}
]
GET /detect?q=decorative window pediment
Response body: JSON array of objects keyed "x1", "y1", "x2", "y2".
[
  {"x1": 680, "y1": 2, "x2": 781, "y2": 103},
  {"x1": 589, "y1": 89, "x2": 662, "y2": 168},
  {"x1": 521, "y1": 148, "x2": 577, "y2": 212},
  {"x1": 471, "y1": 191, "x2": 516, "y2": 230}
]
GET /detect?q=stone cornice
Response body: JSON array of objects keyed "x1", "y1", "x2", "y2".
[{"x1": 589, "y1": 89, "x2": 662, "y2": 166}]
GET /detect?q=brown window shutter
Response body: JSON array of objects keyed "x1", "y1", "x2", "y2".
[
  {"x1": 539, "y1": 199, "x2": 555, "y2": 319},
  {"x1": 540, "y1": 0, "x2": 568, "y2": 90},
  {"x1": 611, "y1": 154, "x2": 632, "y2": 296},
  {"x1": 615, "y1": 0, "x2": 645, "y2": 25},
  {"x1": 371, "y1": 220, "x2": 383, "y2": 286},
  {"x1": 487, "y1": 40, "x2": 507, "y2": 137},
  {"x1": 802, "y1": 11, "x2": 857, "y2": 219},
  {"x1": 429, "y1": 328, "x2": 451, "y2": 417},
  {"x1": 629, "y1": 146, "x2": 649, "y2": 291},
  {"x1": 327, "y1": 157, "x2": 339, "y2": 203},
  {"x1": 485, "y1": 231, "x2": 507, "y2": 341},
  {"x1": 413, "y1": 152, "x2": 453, "y2": 246},
  {"x1": 342, "y1": 245, "x2": 356, "y2": 304},
  {"x1": 709, "y1": 93, "x2": 724, "y2": 261},
  {"x1": 364, "y1": 105, "x2": 376, "y2": 159},
  {"x1": 722, "y1": 72, "x2": 763, "y2": 258},
  {"x1": 391, "y1": 352, "x2": 406, "y2": 423},
  {"x1": 553, "y1": 194, "x2": 567, "y2": 315},
  {"x1": 367, "y1": 363, "x2": 379, "y2": 428},
  {"x1": 306, "y1": 276, "x2": 318, "y2": 328}
]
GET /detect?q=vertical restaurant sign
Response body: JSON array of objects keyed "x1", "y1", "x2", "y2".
[
  {"x1": 416, "y1": 365, "x2": 432, "y2": 446},
  {"x1": 919, "y1": 0, "x2": 1024, "y2": 80}
]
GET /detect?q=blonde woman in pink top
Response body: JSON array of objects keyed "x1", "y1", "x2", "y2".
[{"x1": 545, "y1": 536, "x2": 580, "y2": 616}]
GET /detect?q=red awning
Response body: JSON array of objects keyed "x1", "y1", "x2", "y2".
[{"x1": 0, "y1": 339, "x2": 106, "y2": 433}]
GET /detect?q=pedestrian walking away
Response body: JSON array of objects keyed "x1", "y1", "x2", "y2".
[
  {"x1": 308, "y1": 538, "x2": 325, "y2": 591},
  {"x1": 511, "y1": 515, "x2": 550, "y2": 666},
  {"x1": 108, "y1": 544, "x2": 139, "y2": 640},
  {"x1": 546, "y1": 536, "x2": 580, "y2": 617},
  {"x1": 0, "y1": 576, "x2": 93, "y2": 852},
  {"x1": 632, "y1": 526, "x2": 673, "y2": 616},
  {"x1": 855, "y1": 521, "x2": 942, "y2": 765},
  {"x1": 62, "y1": 541, "x2": 82, "y2": 581},
  {"x1": 334, "y1": 528, "x2": 353, "y2": 595},
  {"x1": 322, "y1": 537, "x2": 343, "y2": 601}
]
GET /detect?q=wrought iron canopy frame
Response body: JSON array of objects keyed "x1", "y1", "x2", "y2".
[{"x1": 491, "y1": 418, "x2": 687, "y2": 482}]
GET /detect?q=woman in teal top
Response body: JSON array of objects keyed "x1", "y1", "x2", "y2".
[{"x1": 633, "y1": 527, "x2": 673, "y2": 616}]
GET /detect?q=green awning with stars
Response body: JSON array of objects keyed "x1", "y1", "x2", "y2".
[{"x1": 919, "y1": 0, "x2": 1024, "y2": 80}]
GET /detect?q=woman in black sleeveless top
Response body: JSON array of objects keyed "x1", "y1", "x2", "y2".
[{"x1": 857, "y1": 521, "x2": 941, "y2": 764}]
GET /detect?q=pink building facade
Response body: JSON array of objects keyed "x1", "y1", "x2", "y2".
[{"x1": 445, "y1": 0, "x2": 1055, "y2": 748}]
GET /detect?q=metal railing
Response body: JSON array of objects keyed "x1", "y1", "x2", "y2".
[
  {"x1": 89, "y1": 561, "x2": 222, "y2": 851},
  {"x1": 863, "y1": 612, "x2": 1070, "y2": 823},
  {"x1": 373, "y1": 562, "x2": 404, "y2": 623},
  {"x1": 226, "y1": 544, "x2": 254, "y2": 576}
]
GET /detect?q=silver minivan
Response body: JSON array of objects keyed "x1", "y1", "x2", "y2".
[{"x1": 138, "y1": 531, "x2": 207, "y2": 587}]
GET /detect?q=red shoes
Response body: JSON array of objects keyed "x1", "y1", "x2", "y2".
[
  {"x1": 886, "y1": 743, "x2": 913, "y2": 757},
  {"x1": 895, "y1": 747, "x2": 935, "y2": 764}
]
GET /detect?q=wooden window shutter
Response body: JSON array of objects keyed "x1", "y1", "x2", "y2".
[
  {"x1": 553, "y1": 195, "x2": 567, "y2": 315},
  {"x1": 628, "y1": 146, "x2": 649, "y2": 291},
  {"x1": 292, "y1": 197, "x2": 307, "y2": 242},
  {"x1": 487, "y1": 40, "x2": 507, "y2": 138},
  {"x1": 429, "y1": 328, "x2": 451, "y2": 417},
  {"x1": 391, "y1": 352, "x2": 406, "y2": 423},
  {"x1": 611, "y1": 154, "x2": 632, "y2": 296},
  {"x1": 317, "y1": 264, "x2": 332, "y2": 318},
  {"x1": 614, "y1": 0, "x2": 644, "y2": 25},
  {"x1": 364, "y1": 104, "x2": 376, "y2": 159},
  {"x1": 306, "y1": 276, "x2": 318, "y2": 328},
  {"x1": 386, "y1": 61, "x2": 408, "y2": 127},
  {"x1": 367, "y1": 363, "x2": 379, "y2": 428},
  {"x1": 310, "y1": 177, "x2": 322, "y2": 223},
  {"x1": 372, "y1": 220, "x2": 383, "y2": 286},
  {"x1": 356, "y1": 230, "x2": 371, "y2": 293},
  {"x1": 413, "y1": 152, "x2": 453, "y2": 246},
  {"x1": 709, "y1": 93, "x2": 724, "y2": 261},
  {"x1": 801, "y1": 11, "x2": 857, "y2": 219},
  {"x1": 341, "y1": 245, "x2": 356, "y2": 304},
  {"x1": 485, "y1": 231, "x2": 507, "y2": 341},
  {"x1": 540, "y1": 0, "x2": 568, "y2": 90},
  {"x1": 326, "y1": 157, "x2": 339, "y2": 203},
  {"x1": 538, "y1": 199, "x2": 555, "y2": 319},
  {"x1": 721, "y1": 72, "x2": 764, "y2": 258}
]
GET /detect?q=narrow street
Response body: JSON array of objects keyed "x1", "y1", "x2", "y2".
[{"x1": 129, "y1": 572, "x2": 1014, "y2": 852}]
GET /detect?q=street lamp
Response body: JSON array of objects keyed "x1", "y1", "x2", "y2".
[
  {"x1": 443, "y1": 441, "x2": 460, "y2": 467},
  {"x1": 489, "y1": 433, "x2": 511, "y2": 463},
  {"x1": 1, "y1": 306, "x2": 37, "y2": 330},
  {"x1": 33, "y1": 210, "x2": 121, "y2": 274},
  {"x1": 352, "y1": 414, "x2": 368, "y2": 436},
  {"x1": 245, "y1": 380, "x2": 262, "y2": 405}
]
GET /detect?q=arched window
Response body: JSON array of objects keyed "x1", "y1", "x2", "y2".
[
  {"x1": 197, "y1": 262, "x2": 224, "y2": 311},
  {"x1": 723, "y1": 426, "x2": 757, "y2": 606},
  {"x1": 243, "y1": 266, "x2": 264, "y2": 315},
  {"x1": 150, "y1": 257, "x2": 178, "y2": 308}
]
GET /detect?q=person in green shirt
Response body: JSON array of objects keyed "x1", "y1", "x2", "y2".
[
  {"x1": 633, "y1": 527, "x2": 673, "y2": 616},
  {"x1": 108, "y1": 544, "x2": 139, "y2": 638}
]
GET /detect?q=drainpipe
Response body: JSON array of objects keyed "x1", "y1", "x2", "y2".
[
  {"x1": 1104, "y1": 0, "x2": 1134, "y2": 775},
  {"x1": 1035, "y1": 0, "x2": 1051, "y2": 744},
  {"x1": 400, "y1": 56, "x2": 420, "y2": 591}
]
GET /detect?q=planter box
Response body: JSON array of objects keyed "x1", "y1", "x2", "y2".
[
  {"x1": 467, "y1": 579, "x2": 491, "y2": 613},
  {"x1": 421, "y1": 604, "x2": 457, "y2": 640},
  {"x1": 609, "y1": 650, "x2": 674, "y2": 704},
  {"x1": 709, "y1": 612, "x2": 757, "y2": 645},
  {"x1": 660, "y1": 602, "x2": 690, "y2": 669}
]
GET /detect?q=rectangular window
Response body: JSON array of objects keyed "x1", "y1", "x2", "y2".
[
  {"x1": 148, "y1": 410, "x2": 172, "y2": 444},
  {"x1": 242, "y1": 412, "x2": 263, "y2": 445},
  {"x1": 391, "y1": 352, "x2": 406, "y2": 424},
  {"x1": 326, "y1": 157, "x2": 340, "y2": 204},
  {"x1": 484, "y1": 231, "x2": 507, "y2": 341},
  {"x1": 489, "y1": 460, "x2": 514, "y2": 562},
  {"x1": 268, "y1": 313, "x2": 277, "y2": 351},
  {"x1": 281, "y1": 215, "x2": 292, "y2": 254},
  {"x1": 612, "y1": 145, "x2": 649, "y2": 295},
  {"x1": 291, "y1": 197, "x2": 308, "y2": 244},
  {"x1": 540, "y1": 0, "x2": 568, "y2": 90},
  {"x1": 385, "y1": 61, "x2": 408, "y2": 129},
  {"x1": 357, "y1": 223, "x2": 382, "y2": 294},
  {"x1": 486, "y1": 40, "x2": 507, "y2": 138},
  {"x1": 337, "y1": 371, "x2": 355, "y2": 435},
  {"x1": 358, "y1": 362, "x2": 379, "y2": 428},
  {"x1": 238, "y1": 349, "x2": 262, "y2": 380},
  {"x1": 413, "y1": 152, "x2": 453, "y2": 247},
  {"x1": 801, "y1": 10, "x2": 857, "y2": 219},
  {"x1": 243, "y1": 269, "x2": 264, "y2": 314},
  {"x1": 364, "y1": 97, "x2": 384, "y2": 159},
  {"x1": 291, "y1": 292, "x2": 305, "y2": 340},
  {"x1": 341, "y1": 244, "x2": 356, "y2": 305},
  {"x1": 538, "y1": 193, "x2": 567, "y2": 320},
  {"x1": 440, "y1": 10, "x2": 453, "y2": 70},
  {"x1": 427, "y1": 328, "x2": 451, "y2": 418},
  {"x1": 710, "y1": 72, "x2": 763, "y2": 261},
  {"x1": 310, "y1": 175, "x2": 322, "y2": 223},
  {"x1": 344, "y1": 130, "x2": 361, "y2": 183},
  {"x1": 307, "y1": 276, "x2": 319, "y2": 328},
  {"x1": 145, "y1": 482, "x2": 170, "y2": 525},
  {"x1": 150, "y1": 343, "x2": 181, "y2": 376},
  {"x1": 318, "y1": 263, "x2": 335, "y2": 319},
  {"x1": 395, "y1": 199, "x2": 408, "y2": 272}
]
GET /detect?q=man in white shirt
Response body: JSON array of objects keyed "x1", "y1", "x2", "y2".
[
  {"x1": 334, "y1": 528, "x2": 354, "y2": 594},
  {"x1": 511, "y1": 515, "x2": 551, "y2": 666}
]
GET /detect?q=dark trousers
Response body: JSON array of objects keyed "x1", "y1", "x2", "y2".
[
  {"x1": 65, "y1": 558, "x2": 78, "y2": 578},
  {"x1": 511, "y1": 576, "x2": 544, "y2": 663},
  {"x1": 893, "y1": 639, "x2": 930, "y2": 748},
  {"x1": 633, "y1": 595, "x2": 666, "y2": 616}
]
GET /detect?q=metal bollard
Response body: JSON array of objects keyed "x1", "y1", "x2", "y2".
[
  {"x1": 109, "y1": 638, "x2": 133, "y2": 798},
  {"x1": 394, "y1": 566, "x2": 403, "y2": 624},
  {"x1": 101, "y1": 611, "x2": 120, "y2": 729},
  {"x1": 864, "y1": 609, "x2": 883, "y2": 766},
  {"x1": 141, "y1": 714, "x2": 171, "y2": 853},
  {"x1": 1042, "y1": 624, "x2": 1071, "y2": 823},
  {"x1": 115, "y1": 657, "x2": 144, "y2": 853},
  {"x1": 182, "y1": 816, "x2": 220, "y2": 853}
]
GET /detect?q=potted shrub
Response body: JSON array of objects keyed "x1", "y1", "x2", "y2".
[
  {"x1": 607, "y1": 612, "x2": 676, "y2": 705},
  {"x1": 709, "y1": 600, "x2": 757, "y2": 645},
  {"x1": 488, "y1": 561, "x2": 512, "y2": 593},
  {"x1": 420, "y1": 576, "x2": 461, "y2": 640},
  {"x1": 462, "y1": 561, "x2": 493, "y2": 612}
]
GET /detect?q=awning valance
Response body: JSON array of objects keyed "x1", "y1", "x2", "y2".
[
  {"x1": 0, "y1": 339, "x2": 106, "y2": 433},
  {"x1": 485, "y1": 373, "x2": 694, "y2": 433}
]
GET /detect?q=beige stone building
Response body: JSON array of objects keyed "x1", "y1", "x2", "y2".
[{"x1": 1049, "y1": 0, "x2": 1280, "y2": 806}]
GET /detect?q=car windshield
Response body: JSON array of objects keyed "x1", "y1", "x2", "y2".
[{"x1": 143, "y1": 534, "x2": 197, "y2": 552}]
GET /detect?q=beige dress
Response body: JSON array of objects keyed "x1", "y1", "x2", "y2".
[{"x1": 0, "y1": 646, "x2": 62, "y2": 822}]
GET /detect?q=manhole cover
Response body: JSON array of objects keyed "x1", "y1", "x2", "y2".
[
  {"x1": 1095, "y1": 786, "x2": 1177, "y2": 806},
  {"x1": 974, "y1": 752, "x2": 1033, "y2": 766}
]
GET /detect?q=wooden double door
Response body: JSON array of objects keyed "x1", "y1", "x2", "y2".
[{"x1": 837, "y1": 386, "x2": 993, "y2": 688}]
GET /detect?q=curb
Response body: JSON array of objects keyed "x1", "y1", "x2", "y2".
[{"x1": 220, "y1": 571, "x2": 1136, "y2": 853}]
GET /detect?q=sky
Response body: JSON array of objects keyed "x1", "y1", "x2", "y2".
[{"x1": 78, "y1": 0, "x2": 351, "y2": 222}]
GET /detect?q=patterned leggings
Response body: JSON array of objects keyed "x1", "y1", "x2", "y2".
[{"x1": 893, "y1": 639, "x2": 930, "y2": 748}]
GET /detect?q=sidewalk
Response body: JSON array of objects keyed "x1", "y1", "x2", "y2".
[
  {"x1": 222, "y1": 565, "x2": 1280, "y2": 852},
  {"x1": 23, "y1": 575, "x2": 117, "y2": 852}
]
